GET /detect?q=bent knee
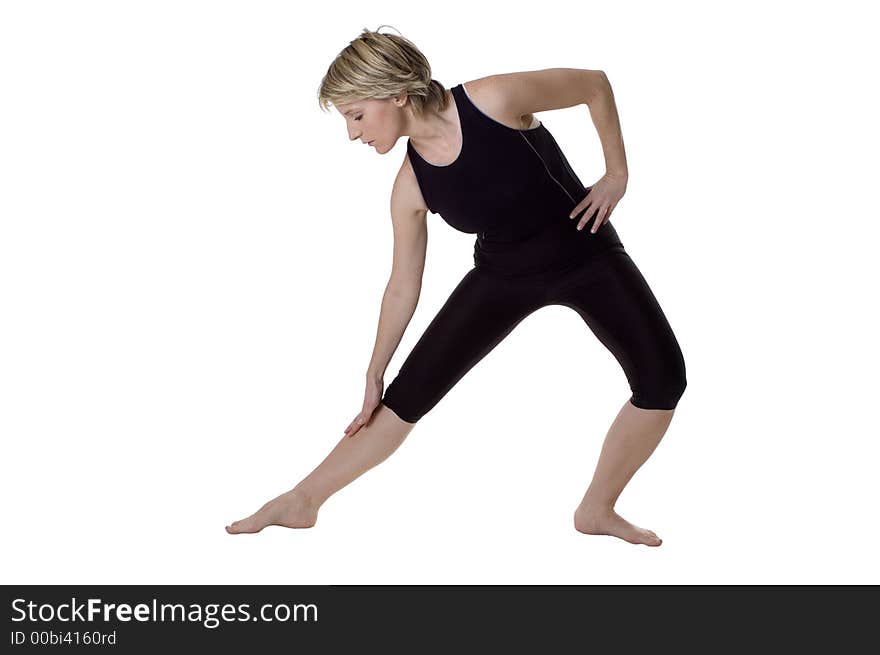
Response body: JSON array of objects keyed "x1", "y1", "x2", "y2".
[
  {"x1": 382, "y1": 368, "x2": 455, "y2": 425},
  {"x1": 630, "y1": 365, "x2": 687, "y2": 410},
  {"x1": 381, "y1": 379, "x2": 428, "y2": 424},
  {"x1": 381, "y1": 399, "x2": 421, "y2": 425}
]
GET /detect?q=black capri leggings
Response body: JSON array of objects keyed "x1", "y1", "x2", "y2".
[{"x1": 381, "y1": 244, "x2": 687, "y2": 423}]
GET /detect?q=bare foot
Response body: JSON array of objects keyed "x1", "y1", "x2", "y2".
[
  {"x1": 574, "y1": 506, "x2": 662, "y2": 546},
  {"x1": 225, "y1": 488, "x2": 319, "y2": 534}
]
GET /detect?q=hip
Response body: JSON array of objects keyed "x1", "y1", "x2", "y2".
[{"x1": 473, "y1": 217, "x2": 624, "y2": 282}]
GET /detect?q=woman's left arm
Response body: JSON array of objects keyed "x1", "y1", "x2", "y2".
[{"x1": 568, "y1": 72, "x2": 629, "y2": 233}]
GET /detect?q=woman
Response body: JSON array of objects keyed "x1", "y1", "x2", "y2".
[{"x1": 226, "y1": 27, "x2": 686, "y2": 546}]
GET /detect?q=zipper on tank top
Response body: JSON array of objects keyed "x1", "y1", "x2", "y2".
[{"x1": 517, "y1": 132, "x2": 577, "y2": 206}]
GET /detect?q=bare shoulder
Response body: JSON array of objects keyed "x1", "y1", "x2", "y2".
[
  {"x1": 460, "y1": 75, "x2": 540, "y2": 130},
  {"x1": 465, "y1": 69, "x2": 605, "y2": 118},
  {"x1": 391, "y1": 150, "x2": 429, "y2": 217}
]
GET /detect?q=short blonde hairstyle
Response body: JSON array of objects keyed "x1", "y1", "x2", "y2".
[{"x1": 317, "y1": 25, "x2": 449, "y2": 119}]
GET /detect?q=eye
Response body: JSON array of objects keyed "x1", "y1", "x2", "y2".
[{"x1": 355, "y1": 115, "x2": 363, "y2": 121}]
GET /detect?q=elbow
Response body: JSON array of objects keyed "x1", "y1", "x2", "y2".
[{"x1": 583, "y1": 70, "x2": 610, "y2": 106}]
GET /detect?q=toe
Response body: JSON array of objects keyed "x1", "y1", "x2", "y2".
[{"x1": 227, "y1": 519, "x2": 251, "y2": 534}]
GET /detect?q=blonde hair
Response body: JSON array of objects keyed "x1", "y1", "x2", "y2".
[{"x1": 317, "y1": 25, "x2": 449, "y2": 119}]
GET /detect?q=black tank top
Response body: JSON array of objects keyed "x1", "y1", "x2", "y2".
[{"x1": 406, "y1": 83, "x2": 623, "y2": 278}]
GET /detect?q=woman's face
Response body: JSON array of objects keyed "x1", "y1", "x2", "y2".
[{"x1": 335, "y1": 95, "x2": 405, "y2": 154}]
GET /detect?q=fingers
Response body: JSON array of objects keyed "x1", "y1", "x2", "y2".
[
  {"x1": 343, "y1": 397, "x2": 382, "y2": 438},
  {"x1": 570, "y1": 186, "x2": 593, "y2": 218},
  {"x1": 573, "y1": 185, "x2": 618, "y2": 232},
  {"x1": 359, "y1": 407, "x2": 377, "y2": 432},
  {"x1": 345, "y1": 407, "x2": 378, "y2": 437},
  {"x1": 344, "y1": 415, "x2": 364, "y2": 438},
  {"x1": 575, "y1": 204, "x2": 615, "y2": 233},
  {"x1": 590, "y1": 206, "x2": 609, "y2": 233},
  {"x1": 576, "y1": 203, "x2": 597, "y2": 231},
  {"x1": 568, "y1": 189, "x2": 592, "y2": 221}
]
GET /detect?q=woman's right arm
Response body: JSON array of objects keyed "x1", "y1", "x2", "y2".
[
  {"x1": 345, "y1": 156, "x2": 430, "y2": 437},
  {"x1": 366, "y1": 155, "x2": 429, "y2": 386}
]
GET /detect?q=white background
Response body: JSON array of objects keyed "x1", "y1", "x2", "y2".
[{"x1": 2, "y1": 0, "x2": 878, "y2": 584}]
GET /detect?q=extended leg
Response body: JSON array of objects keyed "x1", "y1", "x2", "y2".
[
  {"x1": 227, "y1": 266, "x2": 544, "y2": 534},
  {"x1": 226, "y1": 404, "x2": 414, "y2": 534}
]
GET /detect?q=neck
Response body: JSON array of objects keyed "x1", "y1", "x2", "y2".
[{"x1": 406, "y1": 90, "x2": 454, "y2": 146}]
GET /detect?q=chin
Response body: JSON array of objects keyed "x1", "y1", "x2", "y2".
[{"x1": 375, "y1": 137, "x2": 398, "y2": 153}]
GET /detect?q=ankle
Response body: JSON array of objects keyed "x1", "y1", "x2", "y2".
[
  {"x1": 291, "y1": 485, "x2": 322, "y2": 511},
  {"x1": 577, "y1": 494, "x2": 616, "y2": 516}
]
